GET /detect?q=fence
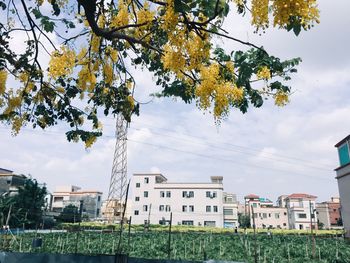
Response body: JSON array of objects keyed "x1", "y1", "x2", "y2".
[{"x1": 0, "y1": 252, "x2": 243, "y2": 263}]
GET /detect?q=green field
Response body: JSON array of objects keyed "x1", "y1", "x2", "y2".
[{"x1": 1, "y1": 231, "x2": 350, "y2": 263}]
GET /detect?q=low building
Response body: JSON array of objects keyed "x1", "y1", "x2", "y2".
[
  {"x1": 130, "y1": 174, "x2": 238, "y2": 228},
  {"x1": 244, "y1": 194, "x2": 288, "y2": 229},
  {"x1": 0, "y1": 168, "x2": 26, "y2": 196},
  {"x1": 316, "y1": 197, "x2": 341, "y2": 229},
  {"x1": 51, "y1": 185, "x2": 103, "y2": 219},
  {"x1": 285, "y1": 193, "x2": 317, "y2": 230},
  {"x1": 335, "y1": 134, "x2": 350, "y2": 238}
]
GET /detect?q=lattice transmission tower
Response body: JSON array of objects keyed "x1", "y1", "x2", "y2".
[{"x1": 105, "y1": 113, "x2": 128, "y2": 223}]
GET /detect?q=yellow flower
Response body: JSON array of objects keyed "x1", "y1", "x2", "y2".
[
  {"x1": 0, "y1": 69, "x2": 8, "y2": 94},
  {"x1": 226, "y1": 61, "x2": 235, "y2": 74},
  {"x1": 106, "y1": 47, "x2": 118, "y2": 63},
  {"x1": 77, "y1": 65, "x2": 97, "y2": 92},
  {"x1": 257, "y1": 66, "x2": 271, "y2": 80},
  {"x1": 111, "y1": 1, "x2": 129, "y2": 28},
  {"x1": 161, "y1": 45, "x2": 186, "y2": 76},
  {"x1": 272, "y1": 0, "x2": 320, "y2": 29},
  {"x1": 48, "y1": 46, "x2": 76, "y2": 79},
  {"x1": 251, "y1": 0, "x2": 269, "y2": 30},
  {"x1": 274, "y1": 90, "x2": 289, "y2": 106},
  {"x1": 85, "y1": 135, "x2": 97, "y2": 148}
]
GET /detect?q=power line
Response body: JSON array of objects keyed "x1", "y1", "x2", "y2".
[
  {"x1": 129, "y1": 119, "x2": 333, "y2": 170},
  {"x1": 126, "y1": 138, "x2": 331, "y2": 181},
  {"x1": 0, "y1": 125, "x2": 333, "y2": 180},
  {"x1": 127, "y1": 126, "x2": 331, "y2": 172}
]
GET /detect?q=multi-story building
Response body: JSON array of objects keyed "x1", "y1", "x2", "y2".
[
  {"x1": 51, "y1": 185, "x2": 103, "y2": 219},
  {"x1": 130, "y1": 174, "x2": 238, "y2": 228},
  {"x1": 244, "y1": 194, "x2": 288, "y2": 229},
  {"x1": 285, "y1": 193, "x2": 317, "y2": 230},
  {"x1": 223, "y1": 192, "x2": 239, "y2": 228},
  {"x1": 316, "y1": 197, "x2": 341, "y2": 229},
  {"x1": 0, "y1": 168, "x2": 26, "y2": 196},
  {"x1": 335, "y1": 134, "x2": 350, "y2": 238}
]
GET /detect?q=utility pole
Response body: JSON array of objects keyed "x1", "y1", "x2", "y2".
[
  {"x1": 251, "y1": 205, "x2": 258, "y2": 263},
  {"x1": 309, "y1": 200, "x2": 316, "y2": 259}
]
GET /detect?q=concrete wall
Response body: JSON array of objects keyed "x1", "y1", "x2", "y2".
[{"x1": 337, "y1": 173, "x2": 350, "y2": 237}]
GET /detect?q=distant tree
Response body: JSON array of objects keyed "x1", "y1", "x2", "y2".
[
  {"x1": 0, "y1": 178, "x2": 47, "y2": 228},
  {"x1": 238, "y1": 213, "x2": 251, "y2": 228},
  {"x1": 56, "y1": 204, "x2": 81, "y2": 223},
  {"x1": 0, "y1": 194, "x2": 14, "y2": 227},
  {"x1": 13, "y1": 179, "x2": 47, "y2": 228},
  {"x1": 337, "y1": 217, "x2": 343, "y2": 226},
  {"x1": 317, "y1": 220, "x2": 324, "y2": 230}
]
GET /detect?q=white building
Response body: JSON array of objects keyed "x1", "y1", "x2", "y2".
[
  {"x1": 244, "y1": 194, "x2": 289, "y2": 229},
  {"x1": 285, "y1": 193, "x2": 317, "y2": 230},
  {"x1": 51, "y1": 185, "x2": 103, "y2": 219},
  {"x1": 335, "y1": 134, "x2": 350, "y2": 238},
  {"x1": 130, "y1": 174, "x2": 238, "y2": 228}
]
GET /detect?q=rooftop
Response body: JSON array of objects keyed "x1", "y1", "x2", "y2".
[
  {"x1": 244, "y1": 194, "x2": 259, "y2": 199},
  {"x1": 287, "y1": 193, "x2": 317, "y2": 199}
]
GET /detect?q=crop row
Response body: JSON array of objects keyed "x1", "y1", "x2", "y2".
[{"x1": 1, "y1": 232, "x2": 349, "y2": 263}]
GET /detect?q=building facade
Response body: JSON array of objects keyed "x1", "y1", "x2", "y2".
[
  {"x1": 130, "y1": 174, "x2": 238, "y2": 228},
  {"x1": 244, "y1": 194, "x2": 289, "y2": 229},
  {"x1": 51, "y1": 185, "x2": 103, "y2": 219},
  {"x1": 335, "y1": 134, "x2": 350, "y2": 238},
  {"x1": 316, "y1": 197, "x2": 341, "y2": 229},
  {"x1": 285, "y1": 193, "x2": 317, "y2": 230},
  {"x1": 0, "y1": 168, "x2": 26, "y2": 196}
]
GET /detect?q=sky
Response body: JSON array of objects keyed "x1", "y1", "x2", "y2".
[{"x1": 1, "y1": 0, "x2": 350, "y2": 203}]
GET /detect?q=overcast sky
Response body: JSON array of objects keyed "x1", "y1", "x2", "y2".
[{"x1": 1, "y1": 0, "x2": 350, "y2": 203}]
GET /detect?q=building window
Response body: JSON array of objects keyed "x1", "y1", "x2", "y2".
[
  {"x1": 189, "y1": 191, "x2": 194, "y2": 198},
  {"x1": 206, "y1": 206, "x2": 211, "y2": 212},
  {"x1": 206, "y1": 191, "x2": 211, "y2": 198},
  {"x1": 97, "y1": 196, "x2": 101, "y2": 202},
  {"x1": 144, "y1": 177, "x2": 149, "y2": 184},
  {"x1": 223, "y1": 209, "x2": 233, "y2": 215},
  {"x1": 166, "y1": 191, "x2": 171, "y2": 198},
  {"x1": 135, "y1": 196, "x2": 140, "y2": 202},
  {"x1": 213, "y1": 206, "x2": 218, "y2": 213},
  {"x1": 204, "y1": 221, "x2": 216, "y2": 227},
  {"x1": 189, "y1": 205, "x2": 194, "y2": 212},
  {"x1": 275, "y1": 213, "x2": 280, "y2": 219},
  {"x1": 338, "y1": 143, "x2": 350, "y2": 166},
  {"x1": 136, "y1": 183, "x2": 140, "y2": 188},
  {"x1": 160, "y1": 191, "x2": 165, "y2": 198},
  {"x1": 144, "y1": 191, "x2": 148, "y2": 198},
  {"x1": 134, "y1": 210, "x2": 139, "y2": 215},
  {"x1": 298, "y1": 213, "x2": 307, "y2": 219},
  {"x1": 268, "y1": 213, "x2": 271, "y2": 217},
  {"x1": 182, "y1": 191, "x2": 187, "y2": 198},
  {"x1": 182, "y1": 221, "x2": 194, "y2": 226},
  {"x1": 53, "y1": 196, "x2": 63, "y2": 202},
  {"x1": 182, "y1": 205, "x2": 187, "y2": 212},
  {"x1": 143, "y1": 205, "x2": 148, "y2": 212},
  {"x1": 263, "y1": 213, "x2": 267, "y2": 218},
  {"x1": 283, "y1": 223, "x2": 286, "y2": 226},
  {"x1": 254, "y1": 213, "x2": 258, "y2": 218},
  {"x1": 212, "y1": 192, "x2": 217, "y2": 198},
  {"x1": 252, "y1": 203, "x2": 257, "y2": 208},
  {"x1": 159, "y1": 205, "x2": 164, "y2": 211},
  {"x1": 166, "y1": 205, "x2": 171, "y2": 212}
]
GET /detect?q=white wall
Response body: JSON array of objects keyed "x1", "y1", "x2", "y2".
[{"x1": 130, "y1": 174, "x2": 225, "y2": 227}]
